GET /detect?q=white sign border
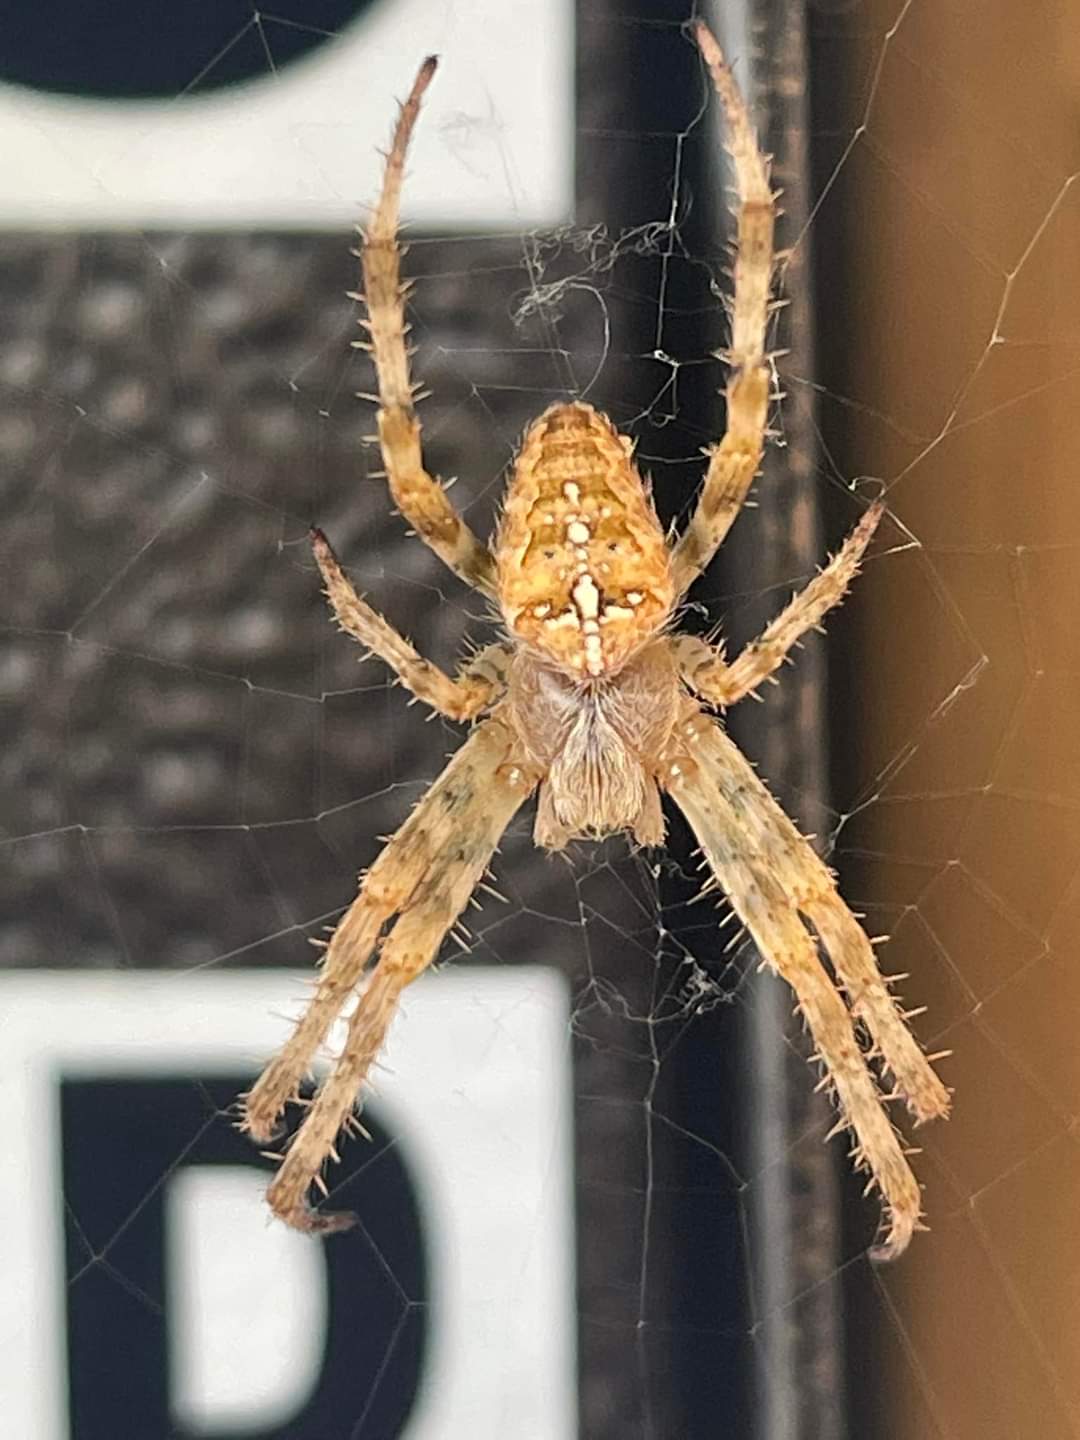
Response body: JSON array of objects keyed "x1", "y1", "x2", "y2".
[
  {"x1": 0, "y1": 966, "x2": 576, "y2": 1439},
  {"x1": 0, "y1": 0, "x2": 574, "y2": 229}
]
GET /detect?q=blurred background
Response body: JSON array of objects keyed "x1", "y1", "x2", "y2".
[{"x1": 2, "y1": 0, "x2": 1078, "y2": 1436}]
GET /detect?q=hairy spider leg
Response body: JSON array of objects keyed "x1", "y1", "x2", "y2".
[
  {"x1": 673, "y1": 500, "x2": 885, "y2": 706},
  {"x1": 355, "y1": 55, "x2": 496, "y2": 595},
  {"x1": 312, "y1": 526, "x2": 509, "y2": 720},
  {"x1": 664, "y1": 707, "x2": 948, "y2": 1259},
  {"x1": 670, "y1": 23, "x2": 776, "y2": 597},
  {"x1": 244, "y1": 715, "x2": 535, "y2": 1232}
]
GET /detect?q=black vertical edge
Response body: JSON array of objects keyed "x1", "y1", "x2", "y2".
[
  {"x1": 707, "y1": 0, "x2": 847, "y2": 1436},
  {"x1": 806, "y1": 5, "x2": 882, "y2": 1437},
  {"x1": 573, "y1": 12, "x2": 698, "y2": 1436},
  {"x1": 575, "y1": 1, "x2": 758, "y2": 1435}
]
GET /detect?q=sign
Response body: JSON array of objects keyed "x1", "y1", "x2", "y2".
[
  {"x1": 0, "y1": 0, "x2": 573, "y2": 228},
  {"x1": 0, "y1": 968, "x2": 575, "y2": 1437}
]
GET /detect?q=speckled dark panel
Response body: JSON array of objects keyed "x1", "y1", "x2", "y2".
[{"x1": 1, "y1": 229, "x2": 534, "y2": 960}]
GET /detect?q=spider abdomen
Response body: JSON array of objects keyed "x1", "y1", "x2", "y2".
[{"x1": 496, "y1": 401, "x2": 674, "y2": 679}]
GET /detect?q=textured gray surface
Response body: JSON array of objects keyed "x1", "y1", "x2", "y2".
[
  {"x1": 730, "y1": 1, "x2": 847, "y2": 1436},
  {"x1": 1, "y1": 230, "x2": 541, "y2": 967}
]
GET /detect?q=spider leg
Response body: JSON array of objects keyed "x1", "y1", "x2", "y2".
[
  {"x1": 663, "y1": 706, "x2": 949, "y2": 1259},
  {"x1": 670, "y1": 24, "x2": 774, "y2": 598},
  {"x1": 356, "y1": 57, "x2": 496, "y2": 597},
  {"x1": 674, "y1": 501, "x2": 884, "y2": 706},
  {"x1": 802, "y1": 890, "x2": 951, "y2": 1126},
  {"x1": 243, "y1": 713, "x2": 536, "y2": 1232},
  {"x1": 312, "y1": 526, "x2": 508, "y2": 720},
  {"x1": 687, "y1": 712, "x2": 950, "y2": 1124}
]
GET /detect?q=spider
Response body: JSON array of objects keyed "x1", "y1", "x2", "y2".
[{"x1": 242, "y1": 22, "x2": 950, "y2": 1261}]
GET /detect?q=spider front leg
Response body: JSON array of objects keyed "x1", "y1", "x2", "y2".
[
  {"x1": 312, "y1": 527, "x2": 507, "y2": 721},
  {"x1": 356, "y1": 57, "x2": 496, "y2": 596},
  {"x1": 244, "y1": 714, "x2": 536, "y2": 1231},
  {"x1": 671, "y1": 23, "x2": 775, "y2": 598},
  {"x1": 673, "y1": 500, "x2": 884, "y2": 706}
]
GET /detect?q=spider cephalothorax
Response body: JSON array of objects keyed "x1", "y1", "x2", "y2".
[{"x1": 242, "y1": 26, "x2": 950, "y2": 1260}]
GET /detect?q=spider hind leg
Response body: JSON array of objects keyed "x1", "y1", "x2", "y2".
[
  {"x1": 663, "y1": 707, "x2": 949, "y2": 1259},
  {"x1": 244, "y1": 714, "x2": 535, "y2": 1231}
]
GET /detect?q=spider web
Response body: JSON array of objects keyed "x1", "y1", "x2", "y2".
[{"x1": 3, "y1": 1, "x2": 1080, "y2": 1436}]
